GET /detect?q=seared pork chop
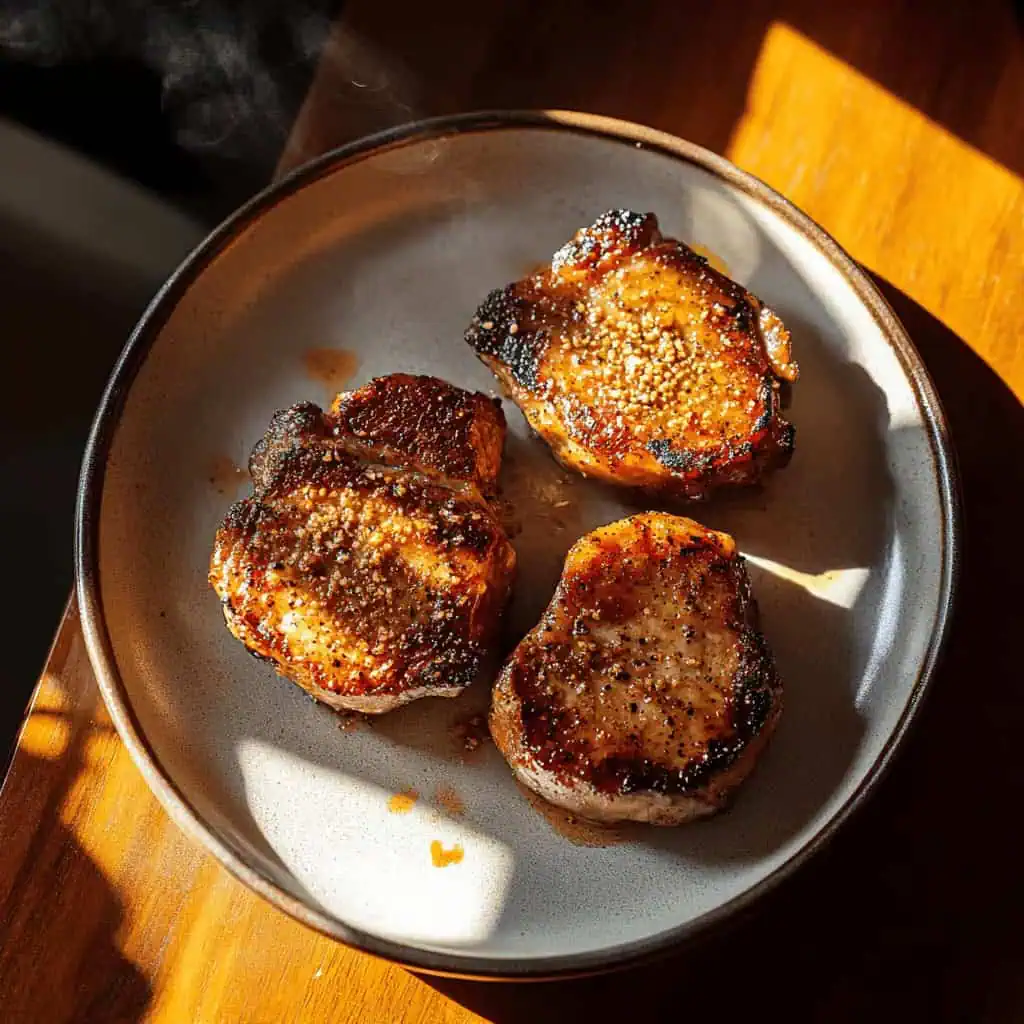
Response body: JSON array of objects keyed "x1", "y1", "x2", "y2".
[
  {"x1": 210, "y1": 374, "x2": 516, "y2": 713},
  {"x1": 466, "y1": 210, "x2": 798, "y2": 500},
  {"x1": 490, "y1": 512, "x2": 781, "y2": 824}
]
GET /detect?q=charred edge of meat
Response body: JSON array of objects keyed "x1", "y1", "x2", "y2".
[
  {"x1": 247, "y1": 402, "x2": 327, "y2": 491},
  {"x1": 645, "y1": 437, "x2": 757, "y2": 476},
  {"x1": 727, "y1": 558, "x2": 780, "y2": 737},
  {"x1": 752, "y1": 377, "x2": 778, "y2": 436},
  {"x1": 397, "y1": 614, "x2": 486, "y2": 692},
  {"x1": 752, "y1": 377, "x2": 796, "y2": 464},
  {"x1": 511, "y1": 546, "x2": 779, "y2": 798},
  {"x1": 465, "y1": 286, "x2": 546, "y2": 390},
  {"x1": 763, "y1": 385, "x2": 797, "y2": 463},
  {"x1": 331, "y1": 374, "x2": 507, "y2": 489},
  {"x1": 551, "y1": 209, "x2": 660, "y2": 270},
  {"x1": 774, "y1": 419, "x2": 796, "y2": 461},
  {"x1": 645, "y1": 439, "x2": 700, "y2": 472},
  {"x1": 222, "y1": 496, "x2": 267, "y2": 534}
]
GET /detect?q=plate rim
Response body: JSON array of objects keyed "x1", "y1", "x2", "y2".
[{"x1": 75, "y1": 109, "x2": 962, "y2": 980}]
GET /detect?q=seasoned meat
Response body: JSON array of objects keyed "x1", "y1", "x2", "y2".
[
  {"x1": 210, "y1": 374, "x2": 517, "y2": 713},
  {"x1": 466, "y1": 210, "x2": 798, "y2": 500},
  {"x1": 489, "y1": 512, "x2": 781, "y2": 824},
  {"x1": 328, "y1": 373, "x2": 505, "y2": 495}
]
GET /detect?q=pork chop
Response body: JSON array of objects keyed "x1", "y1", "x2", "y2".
[
  {"x1": 489, "y1": 512, "x2": 781, "y2": 824},
  {"x1": 465, "y1": 210, "x2": 798, "y2": 500},
  {"x1": 210, "y1": 374, "x2": 517, "y2": 713}
]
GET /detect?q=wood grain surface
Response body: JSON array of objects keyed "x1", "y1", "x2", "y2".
[{"x1": 3, "y1": 2, "x2": 1024, "y2": 1021}]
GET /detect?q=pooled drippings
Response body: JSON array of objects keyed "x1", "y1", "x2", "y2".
[
  {"x1": 336, "y1": 710, "x2": 369, "y2": 733},
  {"x1": 208, "y1": 455, "x2": 247, "y2": 495},
  {"x1": 517, "y1": 782, "x2": 628, "y2": 848},
  {"x1": 302, "y1": 348, "x2": 359, "y2": 391},
  {"x1": 434, "y1": 785, "x2": 466, "y2": 818},
  {"x1": 451, "y1": 713, "x2": 490, "y2": 759}
]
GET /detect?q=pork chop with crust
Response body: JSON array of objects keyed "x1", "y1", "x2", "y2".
[
  {"x1": 490, "y1": 512, "x2": 781, "y2": 824},
  {"x1": 466, "y1": 210, "x2": 798, "y2": 500},
  {"x1": 210, "y1": 374, "x2": 517, "y2": 713}
]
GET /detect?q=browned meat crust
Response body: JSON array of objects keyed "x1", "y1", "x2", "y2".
[
  {"x1": 210, "y1": 375, "x2": 516, "y2": 713},
  {"x1": 329, "y1": 372, "x2": 505, "y2": 494},
  {"x1": 466, "y1": 210, "x2": 798, "y2": 500},
  {"x1": 490, "y1": 512, "x2": 781, "y2": 824}
]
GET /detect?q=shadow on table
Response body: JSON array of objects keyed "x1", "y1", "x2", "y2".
[
  {"x1": 420, "y1": 276, "x2": 1024, "y2": 1020},
  {"x1": 0, "y1": 118, "x2": 205, "y2": 774},
  {"x1": 0, "y1": 740, "x2": 151, "y2": 1023}
]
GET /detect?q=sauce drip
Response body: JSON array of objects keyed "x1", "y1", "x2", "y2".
[
  {"x1": 430, "y1": 840, "x2": 464, "y2": 867},
  {"x1": 302, "y1": 348, "x2": 359, "y2": 392},
  {"x1": 500, "y1": 455, "x2": 577, "y2": 535},
  {"x1": 433, "y1": 785, "x2": 465, "y2": 818},
  {"x1": 207, "y1": 456, "x2": 247, "y2": 495},
  {"x1": 369, "y1": 693, "x2": 488, "y2": 764},
  {"x1": 451, "y1": 713, "x2": 490, "y2": 759},
  {"x1": 336, "y1": 711, "x2": 369, "y2": 733},
  {"x1": 517, "y1": 783, "x2": 627, "y2": 848},
  {"x1": 387, "y1": 789, "x2": 418, "y2": 814}
]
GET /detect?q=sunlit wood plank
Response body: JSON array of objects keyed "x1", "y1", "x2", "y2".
[{"x1": 727, "y1": 22, "x2": 1024, "y2": 392}]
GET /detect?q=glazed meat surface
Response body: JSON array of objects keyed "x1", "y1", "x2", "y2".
[
  {"x1": 490, "y1": 512, "x2": 781, "y2": 824},
  {"x1": 327, "y1": 373, "x2": 506, "y2": 494},
  {"x1": 210, "y1": 374, "x2": 516, "y2": 713},
  {"x1": 466, "y1": 210, "x2": 798, "y2": 500}
]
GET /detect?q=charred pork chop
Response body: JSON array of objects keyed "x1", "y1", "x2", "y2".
[
  {"x1": 210, "y1": 374, "x2": 516, "y2": 713},
  {"x1": 466, "y1": 210, "x2": 798, "y2": 500},
  {"x1": 490, "y1": 512, "x2": 781, "y2": 824}
]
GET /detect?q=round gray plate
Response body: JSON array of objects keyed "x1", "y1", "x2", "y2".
[{"x1": 77, "y1": 111, "x2": 959, "y2": 979}]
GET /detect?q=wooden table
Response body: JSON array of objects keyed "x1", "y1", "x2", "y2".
[{"x1": 4, "y1": 2, "x2": 1024, "y2": 1020}]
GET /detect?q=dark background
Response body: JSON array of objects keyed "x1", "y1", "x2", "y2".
[{"x1": 0, "y1": 1, "x2": 340, "y2": 767}]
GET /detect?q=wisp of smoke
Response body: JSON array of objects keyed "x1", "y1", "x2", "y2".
[{"x1": 0, "y1": 1, "x2": 376, "y2": 169}]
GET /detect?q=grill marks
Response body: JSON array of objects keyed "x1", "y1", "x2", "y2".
[
  {"x1": 465, "y1": 209, "x2": 798, "y2": 500},
  {"x1": 210, "y1": 375, "x2": 516, "y2": 713}
]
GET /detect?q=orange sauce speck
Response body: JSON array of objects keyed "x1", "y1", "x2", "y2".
[
  {"x1": 303, "y1": 348, "x2": 359, "y2": 391},
  {"x1": 430, "y1": 840, "x2": 464, "y2": 867},
  {"x1": 434, "y1": 785, "x2": 465, "y2": 818},
  {"x1": 387, "y1": 789, "x2": 418, "y2": 814},
  {"x1": 208, "y1": 455, "x2": 247, "y2": 495},
  {"x1": 690, "y1": 243, "x2": 730, "y2": 276}
]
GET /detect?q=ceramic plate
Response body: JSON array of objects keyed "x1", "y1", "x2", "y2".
[{"x1": 77, "y1": 112, "x2": 958, "y2": 979}]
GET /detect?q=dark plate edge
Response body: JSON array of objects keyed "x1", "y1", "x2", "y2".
[{"x1": 74, "y1": 109, "x2": 962, "y2": 982}]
